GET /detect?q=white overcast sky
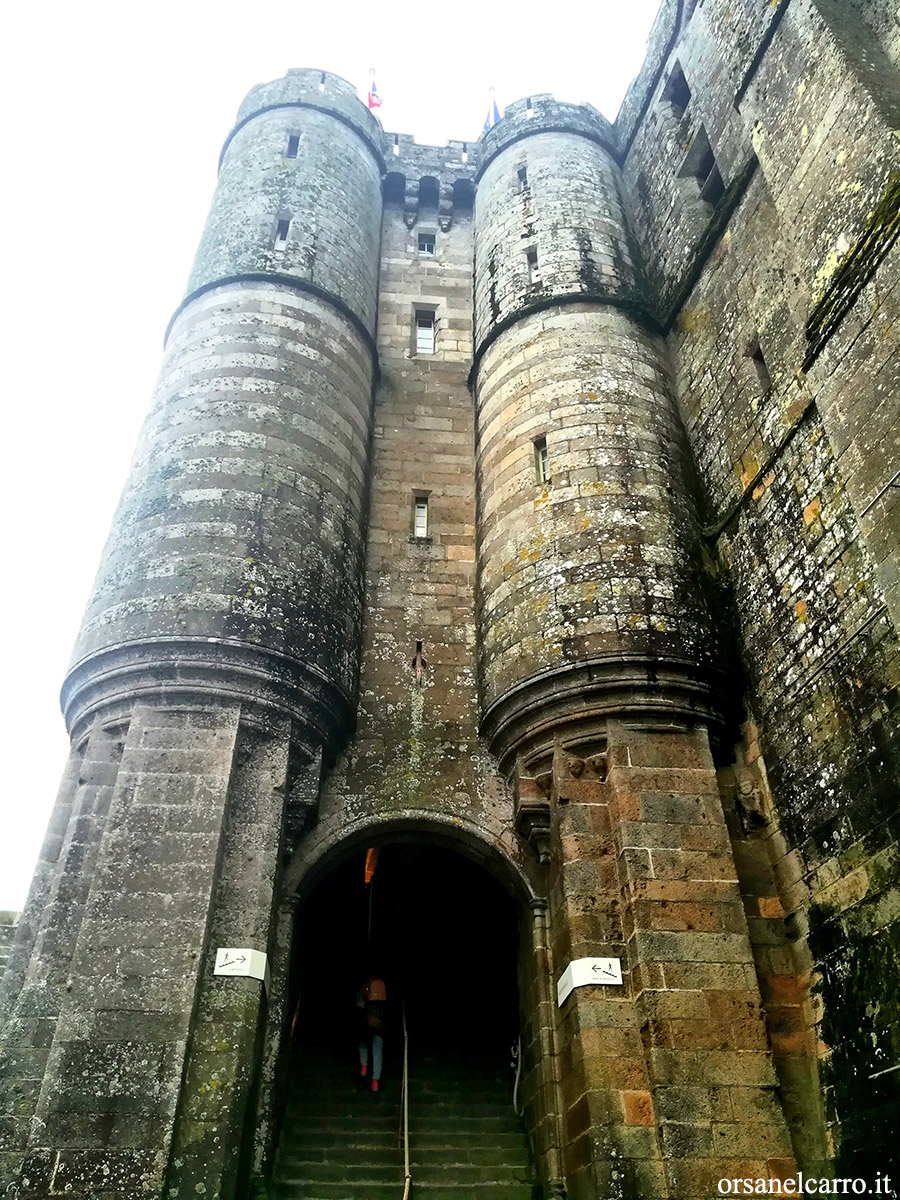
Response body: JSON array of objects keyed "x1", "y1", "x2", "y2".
[{"x1": 0, "y1": 0, "x2": 662, "y2": 910}]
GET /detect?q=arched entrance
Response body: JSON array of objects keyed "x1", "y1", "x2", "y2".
[
  {"x1": 266, "y1": 836, "x2": 544, "y2": 1197},
  {"x1": 297, "y1": 842, "x2": 518, "y2": 1062}
]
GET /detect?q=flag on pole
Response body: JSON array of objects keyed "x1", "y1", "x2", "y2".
[
  {"x1": 483, "y1": 87, "x2": 500, "y2": 133},
  {"x1": 368, "y1": 68, "x2": 382, "y2": 110},
  {"x1": 364, "y1": 847, "x2": 380, "y2": 884}
]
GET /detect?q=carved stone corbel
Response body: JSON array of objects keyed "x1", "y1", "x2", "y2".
[{"x1": 514, "y1": 765, "x2": 551, "y2": 864}]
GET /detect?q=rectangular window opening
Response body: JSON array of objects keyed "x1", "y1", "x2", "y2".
[
  {"x1": 746, "y1": 337, "x2": 772, "y2": 394},
  {"x1": 679, "y1": 126, "x2": 725, "y2": 207},
  {"x1": 663, "y1": 63, "x2": 691, "y2": 119},
  {"x1": 525, "y1": 97, "x2": 534, "y2": 117},
  {"x1": 700, "y1": 162, "x2": 725, "y2": 206},
  {"x1": 418, "y1": 232, "x2": 435, "y2": 257},
  {"x1": 274, "y1": 218, "x2": 291, "y2": 252},
  {"x1": 393, "y1": 134, "x2": 400, "y2": 157},
  {"x1": 319, "y1": 72, "x2": 327, "y2": 91},
  {"x1": 286, "y1": 134, "x2": 300, "y2": 158},
  {"x1": 534, "y1": 435, "x2": 550, "y2": 484},
  {"x1": 526, "y1": 248, "x2": 541, "y2": 285},
  {"x1": 462, "y1": 142, "x2": 468, "y2": 164},
  {"x1": 517, "y1": 165, "x2": 529, "y2": 192},
  {"x1": 414, "y1": 497, "x2": 429, "y2": 537},
  {"x1": 415, "y1": 310, "x2": 435, "y2": 354}
]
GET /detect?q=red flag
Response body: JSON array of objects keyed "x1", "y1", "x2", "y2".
[{"x1": 364, "y1": 847, "x2": 379, "y2": 884}]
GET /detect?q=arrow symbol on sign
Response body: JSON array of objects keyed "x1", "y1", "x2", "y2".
[{"x1": 221, "y1": 955, "x2": 247, "y2": 968}]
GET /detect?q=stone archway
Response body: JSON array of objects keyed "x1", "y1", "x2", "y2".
[{"x1": 251, "y1": 819, "x2": 565, "y2": 1198}]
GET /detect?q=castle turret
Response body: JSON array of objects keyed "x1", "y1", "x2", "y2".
[
  {"x1": 0, "y1": 71, "x2": 386, "y2": 1200},
  {"x1": 473, "y1": 96, "x2": 719, "y2": 776},
  {"x1": 63, "y1": 69, "x2": 384, "y2": 751},
  {"x1": 473, "y1": 97, "x2": 791, "y2": 1200}
]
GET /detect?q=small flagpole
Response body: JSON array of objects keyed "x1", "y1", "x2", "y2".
[{"x1": 367, "y1": 66, "x2": 383, "y2": 118}]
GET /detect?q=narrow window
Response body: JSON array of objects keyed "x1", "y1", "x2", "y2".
[
  {"x1": 393, "y1": 134, "x2": 400, "y2": 157},
  {"x1": 525, "y1": 97, "x2": 534, "y2": 117},
  {"x1": 461, "y1": 142, "x2": 468, "y2": 164},
  {"x1": 746, "y1": 336, "x2": 771, "y2": 394},
  {"x1": 412, "y1": 639, "x2": 427, "y2": 685},
  {"x1": 526, "y1": 248, "x2": 541, "y2": 285},
  {"x1": 319, "y1": 72, "x2": 326, "y2": 92},
  {"x1": 273, "y1": 218, "x2": 291, "y2": 252},
  {"x1": 415, "y1": 310, "x2": 435, "y2": 354},
  {"x1": 534, "y1": 436, "x2": 550, "y2": 483},
  {"x1": 418, "y1": 232, "x2": 435, "y2": 256},
  {"x1": 517, "y1": 165, "x2": 529, "y2": 192},
  {"x1": 414, "y1": 497, "x2": 429, "y2": 537},
  {"x1": 663, "y1": 63, "x2": 691, "y2": 118},
  {"x1": 286, "y1": 134, "x2": 300, "y2": 158},
  {"x1": 679, "y1": 126, "x2": 725, "y2": 206}
]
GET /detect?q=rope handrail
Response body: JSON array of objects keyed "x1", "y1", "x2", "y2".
[{"x1": 400, "y1": 998, "x2": 411, "y2": 1199}]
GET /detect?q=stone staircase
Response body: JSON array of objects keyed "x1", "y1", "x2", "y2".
[{"x1": 272, "y1": 1044, "x2": 537, "y2": 1199}]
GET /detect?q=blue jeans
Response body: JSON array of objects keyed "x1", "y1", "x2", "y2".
[{"x1": 359, "y1": 1034, "x2": 383, "y2": 1081}]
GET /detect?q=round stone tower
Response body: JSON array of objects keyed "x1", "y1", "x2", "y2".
[
  {"x1": 63, "y1": 70, "x2": 385, "y2": 753},
  {"x1": 473, "y1": 95, "x2": 720, "y2": 775}
]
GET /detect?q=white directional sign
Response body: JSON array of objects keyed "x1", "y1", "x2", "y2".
[
  {"x1": 214, "y1": 948, "x2": 271, "y2": 995},
  {"x1": 557, "y1": 957, "x2": 623, "y2": 1007}
]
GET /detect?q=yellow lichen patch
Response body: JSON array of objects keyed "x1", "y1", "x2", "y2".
[
  {"x1": 518, "y1": 540, "x2": 544, "y2": 563},
  {"x1": 795, "y1": 599, "x2": 807, "y2": 622},
  {"x1": 677, "y1": 304, "x2": 709, "y2": 335},
  {"x1": 739, "y1": 456, "x2": 760, "y2": 489},
  {"x1": 803, "y1": 497, "x2": 821, "y2": 525},
  {"x1": 813, "y1": 234, "x2": 852, "y2": 296}
]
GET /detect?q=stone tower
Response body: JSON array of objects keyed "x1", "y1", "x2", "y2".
[{"x1": 3, "y1": 2, "x2": 900, "y2": 1198}]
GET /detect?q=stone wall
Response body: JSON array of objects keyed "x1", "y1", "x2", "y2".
[
  {"x1": 619, "y1": 0, "x2": 900, "y2": 1179},
  {"x1": 0, "y1": 914, "x2": 19, "y2": 980}
]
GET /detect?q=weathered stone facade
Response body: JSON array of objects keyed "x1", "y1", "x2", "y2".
[{"x1": 2, "y1": 4, "x2": 899, "y2": 1196}]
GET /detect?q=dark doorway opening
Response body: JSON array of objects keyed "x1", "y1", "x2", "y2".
[
  {"x1": 267, "y1": 844, "x2": 538, "y2": 1198},
  {"x1": 292, "y1": 842, "x2": 520, "y2": 1077}
]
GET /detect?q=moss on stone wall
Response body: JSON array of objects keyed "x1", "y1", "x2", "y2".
[{"x1": 808, "y1": 905, "x2": 900, "y2": 1190}]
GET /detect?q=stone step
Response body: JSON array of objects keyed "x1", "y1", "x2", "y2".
[
  {"x1": 286, "y1": 1101, "x2": 517, "y2": 1122},
  {"x1": 274, "y1": 1047, "x2": 536, "y2": 1199},
  {"x1": 280, "y1": 1144, "x2": 527, "y2": 1172},
  {"x1": 276, "y1": 1162, "x2": 402, "y2": 1185},
  {"x1": 273, "y1": 1185, "x2": 536, "y2": 1200},
  {"x1": 290, "y1": 1130, "x2": 527, "y2": 1152}
]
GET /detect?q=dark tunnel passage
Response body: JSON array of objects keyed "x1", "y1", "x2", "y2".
[{"x1": 290, "y1": 842, "x2": 521, "y2": 1081}]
